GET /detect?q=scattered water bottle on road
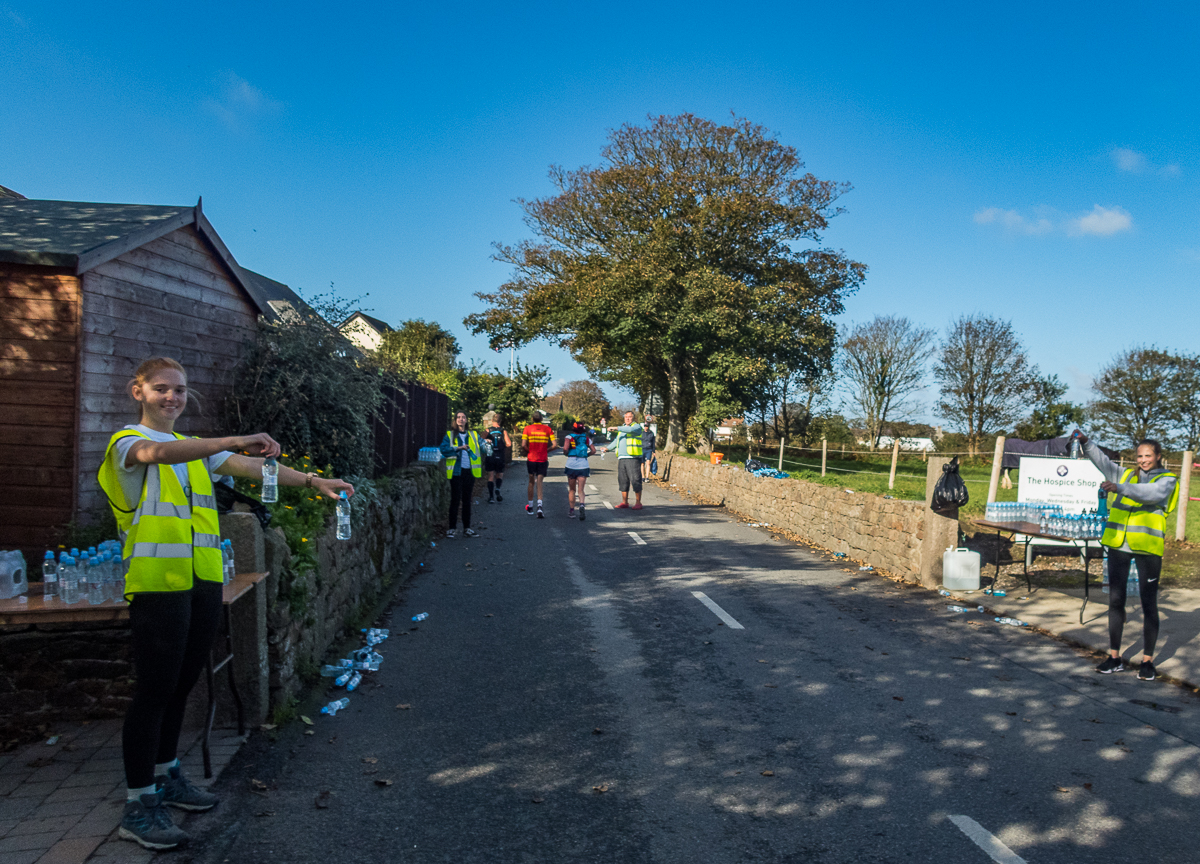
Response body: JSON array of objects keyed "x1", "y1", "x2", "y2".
[
  {"x1": 345, "y1": 671, "x2": 363, "y2": 692},
  {"x1": 261, "y1": 456, "x2": 279, "y2": 503},
  {"x1": 320, "y1": 698, "x2": 349, "y2": 716},
  {"x1": 412, "y1": 612, "x2": 428, "y2": 622},
  {"x1": 946, "y1": 605, "x2": 967, "y2": 613},
  {"x1": 938, "y1": 589, "x2": 952, "y2": 597},
  {"x1": 337, "y1": 492, "x2": 351, "y2": 540},
  {"x1": 320, "y1": 660, "x2": 353, "y2": 677},
  {"x1": 995, "y1": 617, "x2": 1027, "y2": 627},
  {"x1": 42, "y1": 551, "x2": 58, "y2": 598},
  {"x1": 334, "y1": 668, "x2": 355, "y2": 687}
]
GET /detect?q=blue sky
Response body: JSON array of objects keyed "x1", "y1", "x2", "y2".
[{"x1": 3, "y1": 1, "x2": 1196, "y2": 423}]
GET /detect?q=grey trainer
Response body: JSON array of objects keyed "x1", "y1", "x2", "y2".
[
  {"x1": 158, "y1": 764, "x2": 219, "y2": 811},
  {"x1": 119, "y1": 790, "x2": 191, "y2": 850}
]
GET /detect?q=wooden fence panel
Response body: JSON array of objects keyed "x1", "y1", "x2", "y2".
[{"x1": 372, "y1": 383, "x2": 448, "y2": 478}]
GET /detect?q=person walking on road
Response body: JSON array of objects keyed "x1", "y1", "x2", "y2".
[
  {"x1": 600, "y1": 410, "x2": 644, "y2": 509},
  {"x1": 98, "y1": 357, "x2": 355, "y2": 850},
  {"x1": 522, "y1": 411, "x2": 559, "y2": 518},
  {"x1": 640, "y1": 415, "x2": 657, "y2": 482},
  {"x1": 440, "y1": 411, "x2": 483, "y2": 538},
  {"x1": 482, "y1": 411, "x2": 511, "y2": 503},
  {"x1": 562, "y1": 418, "x2": 596, "y2": 520},
  {"x1": 1075, "y1": 430, "x2": 1179, "y2": 680}
]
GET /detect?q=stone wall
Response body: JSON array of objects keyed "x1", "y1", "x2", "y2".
[
  {"x1": 0, "y1": 463, "x2": 447, "y2": 748},
  {"x1": 663, "y1": 455, "x2": 926, "y2": 579}
]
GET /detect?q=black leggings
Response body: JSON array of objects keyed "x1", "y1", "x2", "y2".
[
  {"x1": 123, "y1": 580, "x2": 223, "y2": 788},
  {"x1": 449, "y1": 473, "x2": 475, "y2": 529},
  {"x1": 1106, "y1": 549, "x2": 1162, "y2": 657}
]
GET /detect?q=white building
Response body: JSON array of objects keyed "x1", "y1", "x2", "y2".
[{"x1": 337, "y1": 311, "x2": 393, "y2": 352}]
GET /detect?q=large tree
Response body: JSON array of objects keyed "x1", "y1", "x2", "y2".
[
  {"x1": 840, "y1": 315, "x2": 935, "y2": 449},
  {"x1": 1089, "y1": 347, "x2": 1183, "y2": 448},
  {"x1": 545, "y1": 380, "x2": 610, "y2": 426},
  {"x1": 375, "y1": 319, "x2": 462, "y2": 396},
  {"x1": 465, "y1": 113, "x2": 866, "y2": 451},
  {"x1": 934, "y1": 314, "x2": 1037, "y2": 457}
]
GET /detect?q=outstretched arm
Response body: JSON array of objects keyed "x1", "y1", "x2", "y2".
[
  {"x1": 217, "y1": 453, "x2": 355, "y2": 499},
  {"x1": 125, "y1": 432, "x2": 279, "y2": 468}
]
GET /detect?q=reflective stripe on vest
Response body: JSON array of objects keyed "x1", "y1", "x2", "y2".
[
  {"x1": 97, "y1": 429, "x2": 223, "y2": 593},
  {"x1": 618, "y1": 430, "x2": 642, "y2": 458},
  {"x1": 1100, "y1": 467, "x2": 1179, "y2": 557},
  {"x1": 443, "y1": 431, "x2": 483, "y2": 479}
]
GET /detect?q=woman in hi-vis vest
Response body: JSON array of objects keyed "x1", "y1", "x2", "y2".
[
  {"x1": 98, "y1": 358, "x2": 354, "y2": 851},
  {"x1": 1073, "y1": 429, "x2": 1179, "y2": 681},
  {"x1": 439, "y1": 410, "x2": 483, "y2": 538}
]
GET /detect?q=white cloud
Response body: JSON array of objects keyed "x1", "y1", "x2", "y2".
[
  {"x1": 1069, "y1": 204, "x2": 1133, "y2": 236},
  {"x1": 973, "y1": 207, "x2": 1053, "y2": 235},
  {"x1": 204, "y1": 72, "x2": 282, "y2": 130},
  {"x1": 1111, "y1": 147, "x2": 1181, "y2": 178},
  {"x1": 1112, "y1": 148, "x2": 1146, "y2": 173}
]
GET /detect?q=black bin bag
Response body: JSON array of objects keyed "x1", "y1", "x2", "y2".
[{"x1": 931, "y1": 456, "x2": 969, "y2": 513}]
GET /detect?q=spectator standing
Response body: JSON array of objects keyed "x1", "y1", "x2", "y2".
[
  {"x1": 640, "y1": 414, "x2": 657, "y2": 481},
  {"x1": 1076, "y1": 430, "x2": 1179, "y2": 680},
  {"x1": 600, "y1": 410, "x2": 644, "y2": 509},
  {"x1": 439, "y1": 411, "x2": 482, "y2": 538},
  {"x1": 522, "y1": 411, "x2": 559, "y2": 518},
  {"x1": 98, "y1": 357, "x2": 354, "y2": 850}
]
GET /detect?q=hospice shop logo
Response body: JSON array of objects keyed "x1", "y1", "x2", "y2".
[{"x1": 1057, "y1": 466, "x2": 1069, "y2": 477}]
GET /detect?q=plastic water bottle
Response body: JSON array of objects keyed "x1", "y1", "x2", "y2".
[
  {"x1": 42, "y1": 551, "x2": 58, "y2": 598},
  {"x1": 321, "y1": 660, "x2": 353, "y2": 677},
  {"x1": 336, "y1": 492, "x2": 351, "y2": 540},
  {"x1": 1127, "y1": 559, "x2": 1139, "y2": 595},
  {"x1": 946, "y1": 605, "x2": 967, "y2": 613},
  {"x1": 261, "y1": 456, "x2": 279, "y2": 503},
  {"x1": 334, "y1": 668, "x2": 355, "y2": 687},
  {"x1": 345, "y1": 671, "x2": 363, "y2": 692},
  {"x1": 222, "y1": 540, "x2": 235, "y2": 584},
  {"x1": 362, "y1": 628, "x2": 389, "y2": 646},
  {"x1": 995, "y1": 617, "x2": 1027, "y2": 626},
  {"x1": 59, "y1": 556, "x2": 79, "y2": 604},
  {"x1": 1069, "y1": 433, "x2": 1081, "y2": 459},
  {"x1": 85, "y1": 556, "x2": 104, "y2": 605},
  {"x1": 320, "y1": 698, "x2": 349, "y2": 716},
  {"x1": 412, "y1": 612, "x2": 429, "y2": 622}
]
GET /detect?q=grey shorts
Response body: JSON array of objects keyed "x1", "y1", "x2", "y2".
[{"x1": 618, "y1": 458, "x2": 643, "y2": 493}]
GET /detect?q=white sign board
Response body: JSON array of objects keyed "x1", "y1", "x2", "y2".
[{"x1": 1017, "y1": 456, "x2": 1105, "y2": 513}]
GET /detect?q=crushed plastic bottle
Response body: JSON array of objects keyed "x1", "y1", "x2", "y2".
[
  {"x1": 334, "y1": 668, "x2": 355, "y2": 687},
  {"x1": 983, "y1": 589, "x2": 1006, "y2": 597},
  {"x1": 411, "y1": 612, "x2": 429, "y2": 622},
  {"x1": 320, "y1": 660, "x2": 353, "y2": 677},
  {"x1": 995, "y1": 617, "x2": 1027, "y2": 627},
  {"x1": 345, "y1": 671, "x2": 363, "y2": 692},
  {"x1": 320, "y1": 698, "x2": 349, "y2": 716},
  {"x1": 362, "y1": 628, "x2": 389, "y2": 646},
  {"x1": 946, "y1": 605, "x2": 967, "y2": 613},
  {"x1": 938, "y1": 589, "x2": 952, "y2": 597},
  {"x1": 977, "y1": 606, "x2": 986, "y2": 613}
]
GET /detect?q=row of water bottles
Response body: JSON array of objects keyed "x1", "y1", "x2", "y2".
[
  {"x1": 42, "y1": 542, "x2": 124, "y2": 605},
  {"x1": 1039, "y1": 510, "x2": 1105, "y2": 539},
  {"x1": 984, "y1": 501, "x2": 1058, "y2": 524}
]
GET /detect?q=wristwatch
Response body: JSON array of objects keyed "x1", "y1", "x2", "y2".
[{"x1": 305, "y1": 472, "x2": 314, "y2": 488}]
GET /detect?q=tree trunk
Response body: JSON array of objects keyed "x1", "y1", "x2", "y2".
[{"x1": 664, "y1": 358, "x2": 685, "y2": 452}]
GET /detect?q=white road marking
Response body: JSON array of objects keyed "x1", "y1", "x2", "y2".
[
  {"x1": 603, "y1": 500, "x2": 614, "y2": 510},
  {"x1": 628, "y1": 531, "x2": 647, "y2": 545},
  {"x1": 948, "y1": 816, "x2": 1027, "y2": 864},
  {"x1": 587, "y1": 484, "x2": 599, "y2": 493},
  {"x1": 691, "y1": 592, "x2": 745, "y2": 629}
]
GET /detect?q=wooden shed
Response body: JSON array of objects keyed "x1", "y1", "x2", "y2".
[{"x1": 0, "y1": 195, "x2": 303, "y2": 557}]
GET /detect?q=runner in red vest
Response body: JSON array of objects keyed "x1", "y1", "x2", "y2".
[{"x1": 521, "y1": 411, "x2": 560, "y2": 518}]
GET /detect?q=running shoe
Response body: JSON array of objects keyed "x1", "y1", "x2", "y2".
[
  {"x1": 487, "y1": 496, "x2": 495, "y2": 504},
  {"x1": 632, "y1": 502, "x2": 643, "y2": 510},
  {"x1": 568, "y1": 508, "x2": 575, "y2": 518},
  {"x1": 536, "y1": 506, "x2": 544, "y2": 519},
  {"x1": 578, "y1": 505, "x2": 585, "y2": 522},
  {"x1": 495, "y1": 492, "x2": 503, "y2": 502},
  {"x1": 1096, "y1": 656, "x2": 1124, "y2": 674},
  {"x1": 464, "y1": 528, "x2": 479, "y2": 538},
  {"x1": 1138, "y1": 661, "x2": 1157, "y2": 681},
  {"x1": 446, "y1": 529, "x2": 456, "y2": 539},
  {"x1": 119, "y1": 791, "x2": 190, "y2": 850},
  {"x1": 526, "y1": 504, "x2": 534, "y2": 515},
  {"x1": 615, "y1": 502, "x2": 629, "y2": 509},
  {"x1": 157, "y1": 764, "x2": 218, "y2": 812}
]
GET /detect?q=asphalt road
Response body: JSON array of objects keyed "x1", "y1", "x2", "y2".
[{"x1": 188, "y1": 454, "x2": 1200, "y2": 864}]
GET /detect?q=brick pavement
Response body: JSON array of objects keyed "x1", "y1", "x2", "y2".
[{"x1": 0, "y1": 722, "x2": 245, "y2": 864}]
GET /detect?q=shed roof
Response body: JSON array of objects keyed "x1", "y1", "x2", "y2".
[
  {"x1": 0, "y1": 184, "x2": 26, "y2": 200},
  {"x1": 0, "y1": 197, "x2": 310, "y2": 325}
]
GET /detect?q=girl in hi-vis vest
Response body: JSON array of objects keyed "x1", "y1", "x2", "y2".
[
  {"x1": 1074, "y1": 430, "x2": 1179, "y2": 681},
  {"x1": 98, "y1": 358, "x2": 354, "y2": 850}
]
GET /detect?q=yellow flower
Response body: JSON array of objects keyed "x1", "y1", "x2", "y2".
[{"x1": 285, "y1": 505, "x2": 293, "y2": 509}]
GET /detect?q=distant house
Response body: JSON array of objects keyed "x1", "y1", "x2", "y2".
[
  {"x1": 876, "y1": 436, "x2": 937, "y2": 452},
  {"x1": 0, "y1": 195, "x2": 305, "y2": 555},
  {"x1": 713, "y1": 417, "x2": 745, "y2": 443},
  {"x1": 337, "y1": 311, "x2": 392, "y2": 353}
]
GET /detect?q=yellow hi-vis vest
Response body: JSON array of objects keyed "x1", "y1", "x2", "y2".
[
  {"x1": 1101, "y1": 466, "x2": 1180, "y2": 557},
  {"x1": 616, "y1": 428, "x2": 643, "y2": 458},
  {"x1": 442, "y1": 430, "x2": 483, "y2": 479},
  {"x1": 97, "y1": 429, "x2": 223, "y2": 594}
]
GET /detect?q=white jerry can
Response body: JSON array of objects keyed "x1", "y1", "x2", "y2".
[
  {"x1": 0, "y1": 550, "x2": 28, "y2": 600},
  {"x1": 942, "y1": 547, "x2": 980, "y2": 591}
]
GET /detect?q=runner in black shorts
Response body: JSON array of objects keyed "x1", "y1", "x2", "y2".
[
  {"x1": 561, "y1": 419, "x2": 595, "y2": 520},
  {"x1": 482, "y1": 412, "x2": 510, "y2": 503},
  {"x1": 521, "y1": 412, "x2": 559, "y2": 517}
]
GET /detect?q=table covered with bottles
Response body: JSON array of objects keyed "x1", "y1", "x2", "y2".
[{"x1": 976, "y1": 500, "x2": 1108, "y2": 624}]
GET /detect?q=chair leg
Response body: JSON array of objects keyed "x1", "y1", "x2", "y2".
[{"x1": 223, "y1": 605, "x2": 245, "y2": 736}]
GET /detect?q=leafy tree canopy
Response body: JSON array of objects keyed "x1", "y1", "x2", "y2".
[
  {"x1": 466, "y1": 113, "x2": 866, "y2": 451},
  {"x1": 1013, "y1": 374, "x2": 1085, "y2": 441},
  {"x1": 375, "y1": 319, "x2": 462, "y2": 397}
]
